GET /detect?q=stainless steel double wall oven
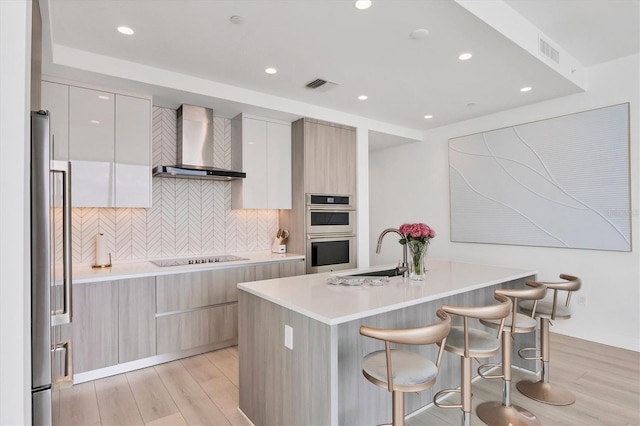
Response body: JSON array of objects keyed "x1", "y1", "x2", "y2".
[{"x1": 305, "y1": 194, "x2": 356, "y2": 273}]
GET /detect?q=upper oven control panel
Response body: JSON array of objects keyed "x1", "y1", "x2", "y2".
[{"x1": 306, "y1": 194, "x2": 353, "y2": 209}]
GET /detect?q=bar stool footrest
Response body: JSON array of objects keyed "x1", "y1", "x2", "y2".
[
  {"x1": 477, "y1": 362, "x2": 503, "y2": 379},
  {"x1": 518, "y1": 347, "x2": 541, "y2": 361},
  {"x1": 433, "y1": 388, "x2": 463, "y2": 409}
]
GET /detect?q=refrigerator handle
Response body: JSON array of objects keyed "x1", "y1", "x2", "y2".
[{"x1": 51, "y1": 160, "x2": 72, "y2": 326}]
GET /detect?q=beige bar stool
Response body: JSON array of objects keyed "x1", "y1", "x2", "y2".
[
  {"x1": 433, "y1": 294, "x2": 512, "y2": 426},
  {"x1": 359, "y1": 309, "x2": 452, "y2": 426},
  {"x1": 476, "y1": 281, "x2": 547, "y2": 426},
  {"x1": 516, "y1": 274, "x2": 582, "y2": 406}
]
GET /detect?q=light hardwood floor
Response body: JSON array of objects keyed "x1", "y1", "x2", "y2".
[
  {"x1": 54, "y1": 334, "x2": 639, "y2": 425},
  {"x1": 409, "y1": 333, "x2": 640, "y2": 426},
  {"x1": 53, "y1": 347, "x2": 250, "y2": 426}
]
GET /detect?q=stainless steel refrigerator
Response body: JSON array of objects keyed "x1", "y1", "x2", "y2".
[{"x1": 31, "y1": 110, "x2": 73, "y2": 425}]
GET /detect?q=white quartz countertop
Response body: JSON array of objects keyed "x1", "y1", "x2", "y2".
[
  {"x1": 71, "y1": 251, "x2": 305, "y2": 284},
  {"x1": 237, "y1": 259, "x2": 537, "y2": 325}
]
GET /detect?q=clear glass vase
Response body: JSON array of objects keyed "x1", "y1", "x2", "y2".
[{"x1": 407, "y1": 240, "x2": 428, "y2": 281}]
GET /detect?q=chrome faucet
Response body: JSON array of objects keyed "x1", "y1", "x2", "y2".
[{"x1": 376, "y1": 228, "x2": 408, "y2": 277}]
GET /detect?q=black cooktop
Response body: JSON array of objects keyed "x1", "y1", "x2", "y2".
[{"x1": 150, "y1": 255, "x2": 248, "y2": 267}]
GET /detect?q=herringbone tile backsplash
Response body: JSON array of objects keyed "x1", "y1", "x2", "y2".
[{"x1": 70, "y1": 107, "x2": 280, "y2": 265}]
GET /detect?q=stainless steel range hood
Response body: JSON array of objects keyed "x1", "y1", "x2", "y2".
[{"x1": 152, "y1": 104, "x2": 246, "y2": 180}]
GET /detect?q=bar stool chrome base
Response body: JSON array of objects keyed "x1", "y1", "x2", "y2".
[
  {"x1": 516, "y1": 380, "x2": 576, "y2": 406},
  {"x1": 476, "y1": 401, "x2": 540, "y2": 426}
]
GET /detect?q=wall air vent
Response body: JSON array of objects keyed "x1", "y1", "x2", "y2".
[
  {"x1": 305, "y1": 78, "x2": 341, "y2": 91},
  {"x1": 539, "y1": 37, "x2": 560, "y2": 64}
]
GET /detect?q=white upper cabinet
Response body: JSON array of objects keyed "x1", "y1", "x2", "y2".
[
  {"x1": 266, "y1": 122, "x2": 292, "y2": 209},
  {"x1": 115, "y1": 94, "x2": 151, "y2": 208},
  {"x1": 231, "y1": 114, "x2": 292, "y2": 210},
  {"x1": 43, "y1": 80, "x2": 152, "y2": 208},
  {"x1": 239, "y1": 117, "x2": 268, "y2": 207},
  {"x1": 69, "y1": 86, "x2": 116, "y2": 207}
]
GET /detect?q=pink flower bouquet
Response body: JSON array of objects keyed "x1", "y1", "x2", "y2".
[
  {"x1": 398, "y1": 223, "x2": 435, "y2": 280},
  {"x1": 398, "y1": 223, "x2": 436, "y2": 244}
]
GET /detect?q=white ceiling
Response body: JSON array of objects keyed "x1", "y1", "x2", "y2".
[
  {"x1": 42, "y1": 0, "x2": 639, "y2": 135},
  {"x1": 505, "y1": 0, "x2": 640, "y2": 67}
]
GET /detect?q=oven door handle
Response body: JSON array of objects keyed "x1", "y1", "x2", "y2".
[
  {"x1": 307, "y1": 206, "x2": 355, "y2": 211},
  {"x1": 307, "y1": 233, "x2": 356, "y2": 240}
]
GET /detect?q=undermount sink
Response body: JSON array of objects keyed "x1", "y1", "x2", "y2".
[{"x1": 342, "y1": 267, "x2": 403, "y2": 277}]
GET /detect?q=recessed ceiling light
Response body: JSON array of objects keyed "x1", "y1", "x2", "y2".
[
  {"x1": 98, "y1": 95, "x2": 110, "y2": 100},
  {"x1": 229, "y1": 15, "x2": 244, "y2": 25},
  {"x1": 117, "y1": 26, "x2": 134, "y2": 35},
  {"x1": 358, "y1": 95, "x2": 368, "y2": 100},
  {"x1": 90, "y1": 120, "x2": 100, "y2": 124},
  {"x1": 410, "y1": 29, "x2": 430, "y2": 40},
  {"x1": 265, "y1": 67, "x2": 277, "y2": 75},
  {"x1": 424, "y1": 115, "x2": 433, "y2": 119},
  {"x1": 355, "y1": 0, "x2": 372, "y2": 10},
  {"x1": 520, "y1": 86, "x2": 532, "y2": 92},
  {"x1": 458, "y1": 53, "x2": 472, "y2": 61}
]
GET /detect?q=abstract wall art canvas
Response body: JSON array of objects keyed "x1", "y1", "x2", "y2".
[{"x1": 449, "y1": 103, "x2": 630, "y2": 251}]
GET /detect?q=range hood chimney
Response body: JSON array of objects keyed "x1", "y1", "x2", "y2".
[{"x1": 152, "y1": 105, "x2": 246, "y2": 180}]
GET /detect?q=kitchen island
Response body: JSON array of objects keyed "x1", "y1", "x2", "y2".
[{"x1": 238, "y1": 259, "x2": 537, "y2": 426}]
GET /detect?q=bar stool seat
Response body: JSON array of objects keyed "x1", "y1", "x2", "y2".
[
  {"x1": 520, "y1": 299, "x2": 572, "y2": 319},
  {"x1": 360, "y1": 310, "x2": 451, "y2": 426},
  {"x1": 476, "y1": 281, "x2": 547, "y2": 426},
  {"x1": 443, "y1": 326, "x2": 502, "y2": 357},
  {"x1": 363, "y1": 350, "x2": 438, "y2": 388},
  {"x1": 433, "y1": 294, "x2": 512, "y2": 426},
  {"x1": 516, "y1": 274, "x2": 582, "y2": 406},
  {"x1": 482, "y1": 312, "x2": 537, "y2": 333}
]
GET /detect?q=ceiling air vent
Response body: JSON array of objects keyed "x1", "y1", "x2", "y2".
[
  {"x1": 305, "y1": 78, "x2": 341, "y2": 91},
  {"x1": 539, "y1": 37, "x2": 560, "y2": 64}
]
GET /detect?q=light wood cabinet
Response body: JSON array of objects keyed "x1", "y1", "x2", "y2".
[
  {"x1": 279, "y1": 259, "x2": 305, "y2": 277},
  {"x1": 255, "y1": 259, "x2": 305, "y2": 280},
  {"x1": 303, "y1": 119, "x2": 356, "y2": 196},
  {"x1": 231, "y1": 114, "x2": 292, "y2": 209},
  {"x1": 255, "y1": 263, "x2": 280, "y2": 280},
  {"x1": 71, "y1": 259, "x2": 303, "y2": 380},
  {"x1": 72, "y1": 281, "x2": 119, "y2": 374},
  {"x1": 42, "y1": 79, "x2": 151, "y2": 208},
  {"x1": 280, "y1": 118, "x2": 357, "y2": 261},
  {"x1": 73, "y1": 277, "x2": 157, "y2": 374},
  {"x1": 118, "y1": 277, "x2": 156, "y2": 363}
]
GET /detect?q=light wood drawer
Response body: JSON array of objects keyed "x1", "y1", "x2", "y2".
[
  {"x1": 156, "y1": 266, "x2": 255, "y2": 313},
  {"x1": 156, "y1": 303, "x2": 238, "y2": 354}
]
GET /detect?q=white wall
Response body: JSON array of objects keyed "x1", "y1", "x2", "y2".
[
  {"x1": 370, "y1": 54, "x2": 639, "y2": 351},
  {"x1": 0, "y1": 0, "x2": 32, "y2": 423}
]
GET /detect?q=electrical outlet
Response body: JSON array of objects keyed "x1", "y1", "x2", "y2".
[
  {"x1": 284, "y1": 325, "x2": 293, "y2": 350},
  {"x1": 577, "y1": 294, "x2": 587, "y2": 307}
]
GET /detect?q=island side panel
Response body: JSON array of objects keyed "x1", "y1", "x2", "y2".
[
  {"x1": 239, "y1": 290, "x2": 332, "y2": 426},
  {"x1": 337, "y1": 277, "x2": 535, "y2": 426}
]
